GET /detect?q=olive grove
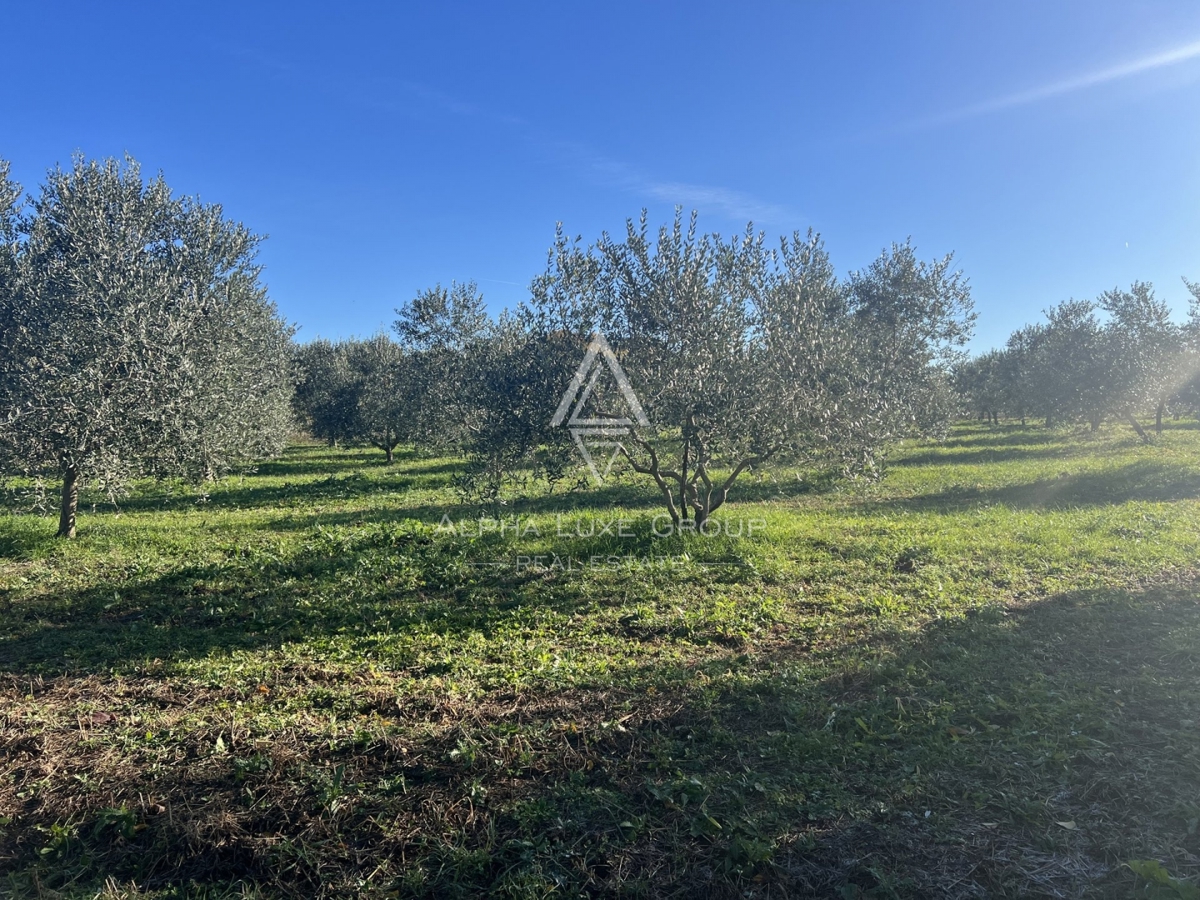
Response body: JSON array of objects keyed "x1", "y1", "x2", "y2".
[{"x1": 955, "y1": 280, "x2": 1196, "y2": 439}]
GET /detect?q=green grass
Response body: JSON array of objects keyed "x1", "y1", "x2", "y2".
[{"x1": 2, "y1": 422, "x2": 1200, "y2": 898}]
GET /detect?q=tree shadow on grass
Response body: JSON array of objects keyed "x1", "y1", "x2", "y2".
[
  {"x1": 250, "y1": 453, "x2": 372, "y2": 478},
  {"x1": 48, "y1": 446, "x2": 453, "y2": 517},
  {"x1": 4, "y1": 573, "x2": 1197, "y2": 897},
  {"x1": 621, "y1": 578, "x2": 1200, "y2": 897},
  {"x1": 860, "y1": 458, "x2": 1200, "y2": 512},
  {"x1": 250, "y1": 478, "x2": 671, "y2": 534},
  {"x1": 397, "y1": 459, "x2": 467, "y2": 477},
  {"x1": 0, "y1": 516, "x2": 722, "y2": 676},
  {"x1": 0, "y1": 554, "x2": 491, "y2": 678},
  {"x1": 250, "y1": 470, "x2": 838, "y2": 541},
  {"x1": 106, "y1": 471, "x2": 413, "y2": 514},
  {"x1": 889, "y1": 423, "x2": 1158, "y2": 468},
  {"x1": 0, "y1": 520, "x2": 60, "y2": 561},
  {"x1": 932, "y1": 424, "x2": 1069, "y2": 449},
  {"x1": 890, "y1": 443, "x2": 1086, "y2": 468},
  {"x1": 251, "y1": 446, "x2": 462, "y2": 478},
  {"x1": 928, "y1": 419, "x2": 1198, "y2": 453},
  {"x1": 709, "y1": 468, "x2": 842, "y2": 505}
]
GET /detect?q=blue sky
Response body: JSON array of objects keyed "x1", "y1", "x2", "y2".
[{"x1": 4, "y1": 1, "x2": 1199, "y2": 350}]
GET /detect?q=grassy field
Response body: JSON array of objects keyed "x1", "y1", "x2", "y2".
[{"x1": 2, "y1": 423, "x2": 1200, "y2": 898}]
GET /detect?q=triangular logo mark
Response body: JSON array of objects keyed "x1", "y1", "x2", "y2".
[
  {"x1": 571, "y1": 431, "x2": 626, "y2": 483},
  {"x1": 551, "y1": 333, "x2": 650, "y2": 485},
  {"x1": 551, "y1": 333, "x2": 649, "y2": 429}
]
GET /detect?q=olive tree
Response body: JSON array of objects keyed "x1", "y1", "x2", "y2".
[
  {"x1": 1098, "y1": 282, "x2": 1178, "y2": 439},
  {"x1": 0, "y1": 162, "x2": 19, "y2": 365},
  {"x1": 293, "y1": 334, "x2": 417, "y2": 462},
  {"x1": 346, "y1": 333, "x2": 411, "y2": 463},
  {"x1": 1168, "y1": 278, "x2": 1200, "y2": 421},
  {"x1": 394, "y1": 280, "x2": 491, "y2": 451},
  {"x1": 0, "y1": 155, "x2": 293, "y2": 537},
  {"x1": 844, "y1": 241, "x2": 974, "y2": 444},
  {"x1": 1002, "y1": 325, "x2": 1045, "y2": 426},
  {"x1": 292, "y1": 339, "x2": 360, "y2": 445},
  {"x1": 955, "y1": 350, "x2": 1008, "y2": 424},
  {"x1": 459, "y1": 318, "x2": 581, "y2": 505},
  {"x1": 518, "y1": 211, "x2": 974, "y2": 527},
  {"x1": 1023, "y1": 299, "x2": 1109, "y2": 430}
]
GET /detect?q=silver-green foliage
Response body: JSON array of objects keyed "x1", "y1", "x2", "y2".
[
  {"x1": 961, "y1": 282, "x2": 1185, "y2": 438},
  {"x1": 394, "y1": 280, "x2": 492, "y2": 451},
  {"x1": 292, "y1": 338, "x2": 361, "y2": 445},
  {"x1": 491, "y1": 211, "x2": 974, "y2": 524},
  {"x1": 347, "y1": 333, "x2": 410, "y2": 463},
  {"x1": 292, "y1": 334, "x2": 413, "y2": 462},
  {"x1": 0, "y1": 155, "x2": 293, "y2": 536}
]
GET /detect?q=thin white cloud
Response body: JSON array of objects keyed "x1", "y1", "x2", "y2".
[
  {"x1": 639, "y1": 180, "x2": 790, "y2": 224},
  {"x1": 395, "y1": 80, "x2": 480, "y2": 117},
  {"x1": 925, "y1": 37, "x2": 1200, "y2": 126},
  {"x1": 221, "y1": 43, "x2": 793, "y2": 225},
  {"x1": 548, "y1": 140, "x2": 793, "y2": 224}
]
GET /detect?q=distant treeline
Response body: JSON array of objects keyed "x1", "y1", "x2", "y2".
[{"x1": 955, "y1": 282, "x2": 1200, "y2": 439}]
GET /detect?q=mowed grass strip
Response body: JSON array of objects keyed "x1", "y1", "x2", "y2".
[{"x1": 2, "y1": 423, "x2": 1200, "y2": 898}]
